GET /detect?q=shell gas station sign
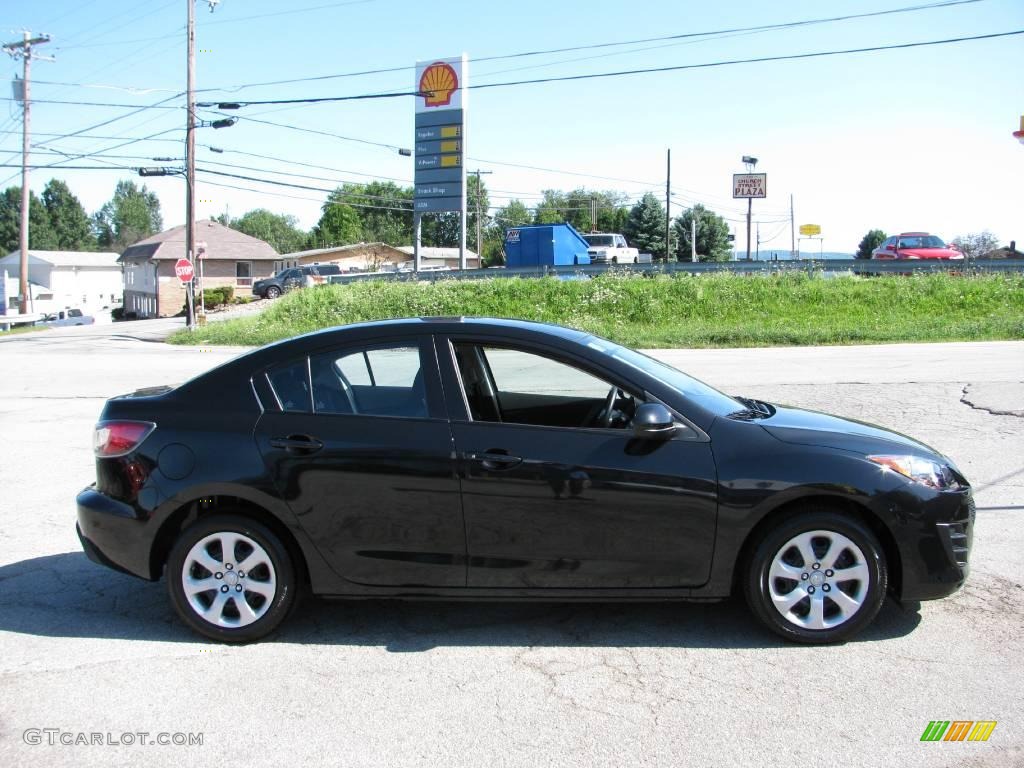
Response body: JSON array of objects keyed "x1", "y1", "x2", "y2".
[{"x1": 414, "y1": 55, "x2": 467, "y2": 214}]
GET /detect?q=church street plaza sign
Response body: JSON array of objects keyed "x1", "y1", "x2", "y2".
[{"x1": 732, "y1": 173, "x2": 767, "y2": 198}]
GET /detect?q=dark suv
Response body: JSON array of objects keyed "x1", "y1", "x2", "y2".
[{"x1": 252, "y1": 264, "x2": 342, "y2": 299}]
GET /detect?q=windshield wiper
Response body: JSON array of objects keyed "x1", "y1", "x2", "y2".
[{"x1": 729, "y1": 396, "x2": 772, "y2": 420}]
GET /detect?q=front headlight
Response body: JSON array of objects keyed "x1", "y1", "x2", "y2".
[{"x1": 868, "y1": 454, "x2": 960, "y2": 490}]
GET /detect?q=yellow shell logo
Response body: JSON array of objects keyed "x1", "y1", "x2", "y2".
[{"x1": 420, "y1": 62, "x2": 459, "y2": 108}]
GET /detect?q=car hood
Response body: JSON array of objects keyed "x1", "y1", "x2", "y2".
[
  {"x1": 897, "y1": 247, "x2": 963, "y2": 260},
  {"x1": 760, "y1": 403, "x2": 941, "y2": 457}
]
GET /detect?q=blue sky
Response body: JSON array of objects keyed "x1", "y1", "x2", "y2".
[{"x1": 2, "y1": 0, "x2": 1022, "y2": 254}]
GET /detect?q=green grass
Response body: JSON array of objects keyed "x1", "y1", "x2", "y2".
[
  {"x1": 0, "y1": 323, "x2": 50, "y2": 337},
  {"x1": 167, "y1": 272, "x2": 1024, "y2": 348}
]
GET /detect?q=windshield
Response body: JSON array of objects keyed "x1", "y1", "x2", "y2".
[
  {"x1": 898, "y1": 235, "x2": 946, "y2": 249},
  {"x1": 585, "y1": 336, "x2": 742, "y2": 416},
  {"x1": 585, "y1": 235, "x2": 614, "y2": 247}
]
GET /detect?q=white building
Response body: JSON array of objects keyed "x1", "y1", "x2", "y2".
[{"x1": 1, "y1": 250, "x2": 121, "y2": 315}]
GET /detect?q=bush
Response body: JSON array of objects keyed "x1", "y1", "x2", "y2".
[{"x1": 111, "y1": 307, "x2": 124, "y2": 321}]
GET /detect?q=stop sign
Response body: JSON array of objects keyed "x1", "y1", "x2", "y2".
[{"x1": 174, "y1": 258, "x2": 195, "y2": 283}]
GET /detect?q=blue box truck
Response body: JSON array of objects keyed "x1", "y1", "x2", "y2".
[{"x1": 504, "y1": 223, "x2": 592, "y2": 267}]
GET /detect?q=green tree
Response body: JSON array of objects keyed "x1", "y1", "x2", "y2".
[
  {"x1": 311, "y1": 197, "x2": 362, "y2": 247},
  {"x1": 533, "y1": 190, "x2": 567, "y2": 225},
  {"x1": 0, "y1": 186, "x2": 58, "y2": 253},
  {"x1": 950, "y1": 230, "x2": 999, "y2": 259},
  {"x1": 324, "y1": 181, "x2": 413, "y2": 245},
  {"x1": 93, "y1": 180, "x2": 163, "y2": 251},
  {"x1": 623, "y1": 192, "x2": 668, "y2": 260},
  {"x1": 856, "y1": 229, "x2": 887, "y2": 260},
  {"x1": 42, "y1": 179, "x2": 95, "y2": 251},
  {"x1": 229, "y1": 209, "x2": 307, "y2": 254},
  {"x1": 421, "y1": 175, "x2": 492, "y2": 251},
  {"x1": 494, "y1": 199, "x2": 532, "y2": 229},
  {"x1": 673, "y1": 204, "x2": 731, "y2": 262}
]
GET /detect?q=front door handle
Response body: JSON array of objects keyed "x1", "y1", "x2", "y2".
[
  {"x1": 270, "y1": 435, "x2": 324, "y2": 455},
  {"x1": 467, "y1": 451, "x2": 523, "y2": 471}
]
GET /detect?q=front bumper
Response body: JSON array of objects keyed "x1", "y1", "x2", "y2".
[
  {"x1": 897, "y1": 487, "x2": 974, "y2": 601},
  {"x1": 76, "y1": 486, "x2": 157, "y2": 581}
]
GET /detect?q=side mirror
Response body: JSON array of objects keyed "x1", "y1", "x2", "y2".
[
  {"x1": 885, "y1": 244, "x2": 896, "y2": 251},
  {"x1": 632, "y1": 403, "x2": 678, "y2": 439}
]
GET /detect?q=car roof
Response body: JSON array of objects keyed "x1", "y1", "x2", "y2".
[{"x1": 897, "y1": 231, "x2": 933, "y2": 236}]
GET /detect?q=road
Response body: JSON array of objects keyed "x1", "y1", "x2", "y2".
[{"x1": 1, "y1": 321, "x2": 1021, "y2": 767}]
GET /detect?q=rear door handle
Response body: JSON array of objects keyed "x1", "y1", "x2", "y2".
[
  {"x1": 270, "y1": 435, "x2": 324, "y2": 454},
  {"x1": 467, "y1": 451, "x2": 523, "y2": 471}
]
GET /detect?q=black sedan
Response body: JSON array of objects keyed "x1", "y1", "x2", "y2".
[{"x1": 77, "y1": 318, "x2": 973, "y2": 643}]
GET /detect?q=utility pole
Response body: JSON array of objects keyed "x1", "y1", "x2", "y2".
[
  {"x1": 184, "y1": 0, "x2": 197, "y2": 327},
  {"x1": 745, "y1": 198, "x2": 752, "y2": 261},
  {"x1": 756, "y1": 221, "x2": 760, "y2": 261},
  {"x1": 790, "y1": 193, "x2": 796, "y2": 260},
  {"x1": 691, "y1": 213, "x2": 697, "y2": 263},
  {"x1": 664, "y1": 149, "x2": 671, "y2": 261},
  {"x1": 4, "y1": 32, "x2": 52, "y2": 314},
  {"x1": 471, "y1": 169, "x2": 492, "y2": 267}
]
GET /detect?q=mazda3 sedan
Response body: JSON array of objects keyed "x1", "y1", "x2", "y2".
[{"x1": 77, "y1": 318, "x2": 973, "y2": 643}]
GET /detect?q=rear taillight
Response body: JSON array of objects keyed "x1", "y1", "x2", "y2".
[{"x1": 93, "y1": 421, "x2": 156, "y2": 458}]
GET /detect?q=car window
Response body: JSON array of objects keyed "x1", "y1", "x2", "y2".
[
  {"x1": 454, "y1": 344, "x2": 638, "y2": 429},
  {"x1": 312, "y1": 343, "x2": 426, "y2": 417},
  {"x1": 267, "y1": 359, "x2": 312, "y2": 413}
]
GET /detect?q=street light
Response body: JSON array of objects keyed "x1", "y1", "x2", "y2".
[{"x1": 136, "y1": 166, "x2": 199, "y2": 326}]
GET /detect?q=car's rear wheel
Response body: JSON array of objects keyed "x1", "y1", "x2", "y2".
[
  {"x1": 744, "y1": 510, "x2": 886, "y2": 643},
  {"x1": 167, "y1": 515, "x2": 297, "y2": 642},
  {"x1": 265, "y1": 286, "x2": 281, "y2": 299}
]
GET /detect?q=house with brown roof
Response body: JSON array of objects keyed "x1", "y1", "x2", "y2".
[
  {"x1": 120, "y1": 220, "x2": 279, "y2": 318},
  {"x1": 282, "y1": 242, "x2": 408, "y2": 272}
]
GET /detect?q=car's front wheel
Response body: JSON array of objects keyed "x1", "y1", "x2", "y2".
[
  {"x1": 265, "y1": 286, "x2": 281, "y2": 299},
  {"x1": 167, "y1": 515, "x2": 297, "y2": 642},
  {"x1": 745, "y1": 510, "x2": 887, "y2": 643}
]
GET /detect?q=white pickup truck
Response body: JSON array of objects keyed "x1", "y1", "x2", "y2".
[
  {"x1": 41, "y1": 308, "x2": 95, "y2": 326},
  {"x1": 583, "y1": 233, "x2": 649, "y2": 264}
]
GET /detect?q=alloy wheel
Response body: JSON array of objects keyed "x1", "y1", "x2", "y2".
[
  {"x1": 767, "y1": 529, "x2": 869, "y2": 630},
  {"x1": 181, "y1": 532, "x2": 277, "y2": 628}
]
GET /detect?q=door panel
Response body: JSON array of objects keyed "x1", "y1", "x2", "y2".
[
  {"x1": 255, "y1": 412, "x2": 465, "y2": 588},
  {"x1": 453, "y1": 421, "x2": 718, "y2": 589}
]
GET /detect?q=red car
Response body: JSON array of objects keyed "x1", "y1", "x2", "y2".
[{"x1": 871, "y1": 232, "x2": 964, "y2": 260}]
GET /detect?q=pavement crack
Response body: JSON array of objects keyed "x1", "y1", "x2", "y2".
[{"x1": 960, "y1": 384, "x2": 1024, "y2": 418}]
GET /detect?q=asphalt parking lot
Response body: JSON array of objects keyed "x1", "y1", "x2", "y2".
[{"x1": 0, "y1": 324, "x2": 1021, "y2": 767}]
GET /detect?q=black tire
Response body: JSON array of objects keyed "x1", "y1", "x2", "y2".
[
  {"x1": 167, "y1": 514, "x2": 298, "y2": 643},
  {"x1": 265, "y1": 286, "x2": 282, "y2": 299},
  {"x1": 744, "y1": 510, "x2": 887, "y2": 644}
]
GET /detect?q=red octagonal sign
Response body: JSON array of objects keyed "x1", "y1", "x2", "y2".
[{"x1": 174, "y1": 258, "x2": 195, "y2": 283}]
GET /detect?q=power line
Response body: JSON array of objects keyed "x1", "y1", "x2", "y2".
[
  {"x1": 199, "y1": 111, "x2": 408, "y2": 152},
  {"x1": 195, "y1": 30, "x2": 1022, "y2": 109},
  {"x1": 0, "y1": 97, "x2": 181, "y2": 110},
  {"x1": 197, "y1": 0, "x2": 984, "y2": 93}
]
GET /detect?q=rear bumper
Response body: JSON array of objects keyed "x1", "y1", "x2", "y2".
[{"x1": 76, "y1": 486, "x2": 157, "y2": 581}]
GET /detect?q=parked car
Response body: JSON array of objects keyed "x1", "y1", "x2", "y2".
[
  {"x1": 252, "y1": 264, "x2": 342, "y2": 299},
  {"x1": 77, "y1": 318, "x2": 972, "y2": 644},
  {"x1": 41, "y1": 308, "x2": 95, "y2": 326},
  {"x1": 871, "y1": 233, "x2": 964, "y2": 260}
]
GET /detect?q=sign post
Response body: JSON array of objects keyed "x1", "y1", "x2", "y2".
[
  {"x1": 195, "y1": 241, "x2": 207, "y2": 317},
  {"x1": 733, "y1": 172, "x2": 767, "y2": 260},
  {"x1": 175, "y1": 258, "x2": 195, "y2": 328},
  {"x1": 414, "y1": 54, "x2": 468, "y2": 271}
]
